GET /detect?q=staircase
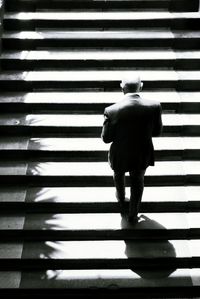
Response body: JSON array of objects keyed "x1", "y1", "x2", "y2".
[{"x1": 0, "y1": 0, "x2": 200, "y2": 297}]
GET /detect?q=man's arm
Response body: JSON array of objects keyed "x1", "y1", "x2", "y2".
[
  {"x1": 101, "y1": 112, "x2": 115, "y2": 143},
  {"x1": 152, "y1": 104, "x2": 163, "y2": 137}
]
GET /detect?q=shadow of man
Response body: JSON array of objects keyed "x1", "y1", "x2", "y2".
[{"x1": 121, "y1": 214, "x2": 177, "y2": 279}]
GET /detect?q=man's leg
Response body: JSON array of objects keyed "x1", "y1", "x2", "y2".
[
  {"x1": 128, "y1": 169, "x2": 146, "y2": 221},
  {"x1": 113, "y1": 171, "x2": 125, "y2": 202}
]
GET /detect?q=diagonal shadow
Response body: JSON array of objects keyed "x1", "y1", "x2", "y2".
[{"x1": 121, "y1": 214, "x2": 177, "y2": 278}]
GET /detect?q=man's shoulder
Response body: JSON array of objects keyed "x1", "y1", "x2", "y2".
[
  {"x1": 140, "y1": 96, "x2": 161, "y2": 108},
  {"x1": 104, "y1": 98, "x2": 124, "y2": 115},
  {"x1": 104, "y1": 95, "x2": 161, "y2": 116}
]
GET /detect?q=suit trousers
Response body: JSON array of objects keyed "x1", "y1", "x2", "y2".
[{"x1": 113, "y1": 169, "x2": 146, "y2": 218}]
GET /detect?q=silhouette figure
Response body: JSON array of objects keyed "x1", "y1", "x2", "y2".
[{"x1": 101, "y1": 76, "x2": 162, "y2": 223}]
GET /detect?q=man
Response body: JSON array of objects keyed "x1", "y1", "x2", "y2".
[{"x1": 101, "y1": 76, "x2": 162, "y2": 223}]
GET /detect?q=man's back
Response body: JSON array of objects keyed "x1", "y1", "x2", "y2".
[{"x1": 101, "y1": 93, "x2": 162, "y2": 171}]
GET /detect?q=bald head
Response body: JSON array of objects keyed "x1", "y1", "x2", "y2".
[{"x1": 120, "y1": 76, "x2": 143, "y2": 94}]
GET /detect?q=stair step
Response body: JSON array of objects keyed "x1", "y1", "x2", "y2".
[
  {"x1": 1, "y1": 0, "x2": 200, "y2": 295},
  {"x1": 1, "y1": 185, "x2": 200, "y2": 211},
  {"x1": 0, "y1": 240, "x2": 196, "y2": 270},
  {"x1": 0, "y1": 269, "x2": 198, "y2": 297},
  {"x1": 0, "y1": 161, "x2": 199, "y2": 186},
  {"x1": 0, "y1": 91, "x2": 199, "y2": 113},
  {"x1": 3, "y1": 12, "x2": 200, "y2": 29},
  {"x1": 0, "y1": 212, "x2": 198, "y2": 240},
  {"x1": 2, "y1": 49, "x2": 200, "y2": 70},
  {"x1": 5, "y1": 0, "x2": 199, "y2": 12},
  {"x1": 1, "y1": 185, "x2": 199, "y2": 203},
  {"x1": 1, "y1": 185, "x2": 200, "y2": 213},
  {"x1": 2, "y1": 30, "x2": 200, "y2": 49},
  {"x1": 0, "y1": 70, "x2": 200, "y2": 91},
  {"x1": 0, "y1": 239, "x2": 192, "y2": 259},
  {"x1": 0, "y1": 113, "x2": 199, "y2": 136},
  {"x1": 0, "y1": 137, "x2": 199, "y2": 161}
]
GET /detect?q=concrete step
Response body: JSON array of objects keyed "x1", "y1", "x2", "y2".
[
  {"x1": 0, "y1": 91, "x2": 199, "y2": 113},
  {"x1": 0, "y1": 137, "x2": 199, "y2": 161},
  {"x1": 2, "y1": 49, "x2": 200, "y2": 70},
  {"x1": 3, "y1": 12, "x2": 200, "y2": 30},
  {"x1": 2, "y1": 29, "x2": 200, "y2": 49},
  {"x1": 0, "y1": 70, "x2": 200, "y2": 91},
  {"x1": 0, "y1": 212, "x2": 199, "y2": 240},
  {"x1": 0, "y1": 185, "x2": 194, "y2": 204},
  {"x1": 1, "y1": 0, "x2": 200, "y2": 296},
  {"x1": 0, "y1": 239, "x2": 197, "y2": 270},
  {"x1": 0, "y1": 113, "x2": 199, "y2": 136},
  {"x1": 4, "y1": 0, "x2": 199, "y2": 12},
  {"x1": 0, "y1": 269, "x2": 199, "y2": 298},
  {"x1": 0, "y1": 161, "x2": 199, "y2": 186},
  {"x1": 0, "y1": 185, "x2": 199, "y2": 213}
]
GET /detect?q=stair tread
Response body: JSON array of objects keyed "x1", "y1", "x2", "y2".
[
  {"x1": 3, "y1": 29, "x2": 200, "y2": 39},
  {"x1": 0, "y1": 212, "x2": 194, "y2": 230},
  {"x1": 0, "y1": 114, "x2": 199, "y2": 126},
  {"x1": 0, "y1": 49, "x2": 177, "y2": 60},
  {"x1": 0, "y1": 186, "x2": 199, "y2": 203},
  {"x1": 4, "y1": 11, "x2": 200, "y2": 20},
  {"x1": 2, "y1": 49, "x2": 200, "y2": 61},
  {"x1": 24, "y1": 161, "x2": 200, "y2": 176},
  {"x1": 0, "y1": 29, "x2": 183, "y2": 39},
  {"x1": 0, "y1": 161, "x2": 199, "y2": 176},
  {"x1": 14, "y1": 186, "x2": 200, "y2": 203},
  {"x1": 0, "y1": 91, "x2": 200, "y2": 103},
  {"x1": 0, "y1": 269, "x2": 195, "y2": 290},
  {"x1": 26, "y1": 137, "x2": 200, "y2": 150},
  {"x1": 1, "y1": 70, "x2": 200, "y2": 82},
  {"x1": 0, "y1": 137, "x2": 199, "y2": 151},
  {"x1": 20, "y1": 268, "x2": 198, "y2": 289},
  {"x1": 0, "y1": 240, "x2": 191, "y2": 259}
]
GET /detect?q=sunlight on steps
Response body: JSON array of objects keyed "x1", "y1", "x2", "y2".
[{"x1": 0, "y1": 0, "x2": 200, "y2": 297}]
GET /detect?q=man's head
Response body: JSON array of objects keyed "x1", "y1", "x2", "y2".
[{"x1": 120, "y1": 75, "x2": 143, "y2": 94}]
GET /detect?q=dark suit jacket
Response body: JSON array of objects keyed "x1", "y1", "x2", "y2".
[{"x1": 101, "y1": 93, "x2": 163, "y2": 172}]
